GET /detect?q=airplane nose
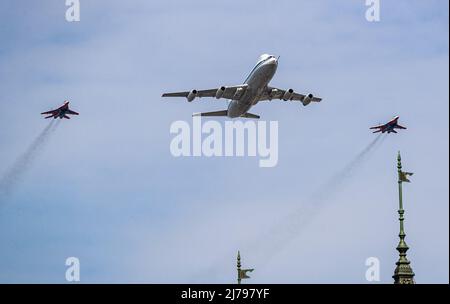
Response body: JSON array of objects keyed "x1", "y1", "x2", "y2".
[{"x1": 268, "y1": 57, "x2": 278, "y2": 66}]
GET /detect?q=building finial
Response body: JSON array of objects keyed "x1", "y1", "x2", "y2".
[
  {"x1": 393, "y1": 152, "x2": 415, "y2": 284},
  {"x1": 236, "y1": 251, "x2": 253, "y2": 284},
  {"x1": 237, "y1": 251, "x2": 241, "y2": 284}
]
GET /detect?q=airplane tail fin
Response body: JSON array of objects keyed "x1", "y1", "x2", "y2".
[
  {"x1": 240, "y1": 112, "x2": 260, "y2": 119},
  {"x1": 63, "y1": 115, "x2": 71, "y2": 119},
  {"x1": 45, "y1": 115, "x2": 53, "y2": 119},
  {"x1": 193, "y1": 110, "x2": 228, "y2": 117},
  {"x1": 372, "y1": 129, "x2": 382, "y2": 133}
]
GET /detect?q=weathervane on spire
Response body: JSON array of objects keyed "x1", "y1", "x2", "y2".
[{"x1": 237, "y1": 251, "x2": 254, "y2": 284}]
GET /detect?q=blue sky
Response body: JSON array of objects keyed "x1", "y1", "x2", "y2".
[{"x1": 0, "y1": 0, "x2": 448, "y2": 283}]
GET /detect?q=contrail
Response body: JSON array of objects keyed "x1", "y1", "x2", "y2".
[
  {"x1": 313, "y1": 133, "x2": 384, "y2": 202},
  {"x1": 0, "y1": 119, "x2": 60, "y2": 200}
]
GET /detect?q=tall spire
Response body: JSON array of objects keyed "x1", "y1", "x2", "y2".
[
  {"x1": 393, "y1": 152, "x2": 415, "y2": 284},
  {"x1": 236, "y1": 251, "x2": 254, "y2": 284},
  {"x1": 237, "y1": 251, "x2": 242, "y2": 285}
]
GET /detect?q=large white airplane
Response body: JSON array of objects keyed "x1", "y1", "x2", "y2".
[{"x1": 162, "y1": 54, "x2": 322, "y2": 119}]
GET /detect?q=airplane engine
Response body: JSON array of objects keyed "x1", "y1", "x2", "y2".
[
  {"x1": 268, "y1": 88, "x2": 278, "y2": 100},
  {"x1": 302, "y1": 93, "x2": 314, "y2": 106},
  {"x1": 187, "y1": 89, "x2": 198, "y2": 102},
  {"x1": 233, "y1": 87, "x2": 244, "y2": 100},
  {"x1": 282, "y1": 89, "x2": 294, "y2": 101},
  {"x1": 215, "y1": 86, "x2": 226, "y2": 99}
]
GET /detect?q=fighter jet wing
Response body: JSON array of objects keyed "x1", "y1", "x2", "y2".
[
  {"x1": 258, "y1": 86, "x2": 322, "y2": 105},
  {"x1": 162, "y1": 85, "x2": 248, "y2": 100},
  {"x1": 41, "y1": 110, "x2": 58, "y2": 115},
  {"x1": 369, "y1": 125, "x2": 384, "y2": 129},
  {"x1": 66, "y1": 109, "x2": 79, "y2": 115}
]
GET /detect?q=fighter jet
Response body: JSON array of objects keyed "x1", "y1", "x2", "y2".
[
  {"x1": 370, "y1": 116, "x2": 406, "y2": 134},
  {"x1": 41, "y1": 101, "x2": 79, "y2": 119},
  {"x1": 162, "y1": 54, "x2": 322, "y2": 119}
]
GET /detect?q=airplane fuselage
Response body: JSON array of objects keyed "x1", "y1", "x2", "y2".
[
  {"x1": 227, "y1": 56, "x2": 278, "y2": 118},
  {"x1": 55, "y1": 110, "x2": 66, "y2": 119},
  {"x1": 383, "y1": 125, "x2": 396, "y2": 133},
  {"x1": 54, "y1": 104, "x2": 69, "y2": 119}
]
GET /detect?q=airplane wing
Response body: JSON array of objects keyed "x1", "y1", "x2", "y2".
[
  {"x1": 395, "y1": 124, "x2": 407, "y2": 129},
  {"x1": 66, "y1": 109, "x2": 79, "y2": 115},
  {"x1": 41, "y1": 110, "x2": 57, "y2": 115},
  {"x1": 258, "y1": 86, "x2": 322, "y2": 105},
  {"x1": 162, "y1": 85, "x2": 248, "y2": 100}
]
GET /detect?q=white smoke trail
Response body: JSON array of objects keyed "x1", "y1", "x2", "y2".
[
  {"x1": 312, "y1": 134, "x2": 384, "y2": 202},
  {"x1": 0, "y1": 119, "x2": 60, "y2": 200}
]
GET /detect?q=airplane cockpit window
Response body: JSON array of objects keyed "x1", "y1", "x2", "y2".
[
  {"x1": 258, "y1": 54, "x2": 270, "y2": 63},
  {"x1": 258, "y1": 54, "x2": 276, "y2": 63}
]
